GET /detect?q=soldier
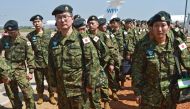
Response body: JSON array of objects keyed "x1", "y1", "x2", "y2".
[
  {"x1": 87, "y1": 16, "x2": 113, "y2": 109},
  {"x1": 132, "y1": 11, "x2": 190, "y2": 109},
  {"x1": 26, "y1": 15, "x2": 56, "y2": 105},
  {"x1": 0, "y1": 20, "x2": 36, "y2": 109},
  {"x1": 109, "y1": 17, "x2": 127, "y2": 90},
  {"x1": 49, "y1": 4, "x2": 102, "y2": 109}
]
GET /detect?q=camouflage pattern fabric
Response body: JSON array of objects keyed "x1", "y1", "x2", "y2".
[{"x1": 132, "y1": 33, "x2": 190, "y2": 109}]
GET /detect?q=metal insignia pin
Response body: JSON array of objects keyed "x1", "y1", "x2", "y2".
[
  {"x1": 8, "y1": 27, "x2": 12, "y2": 30},
  {"x1": 161, "y1": 16, "x2": 165, "y2": 21},
  {"x1": 65, "y1": 6, "x2": 69, "y2": 11}
]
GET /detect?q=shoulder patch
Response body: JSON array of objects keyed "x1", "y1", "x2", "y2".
[
  {"x1": 178, "y1": 43, "x2": 187, "y2": 51},
  {"x1": 110, "y1": 34, "x2": 115, "y2": 38},
  {"x1": 124, "y1": 31, "x2": 128, "y2": 35},
  {"x1": 82, "y1": 37, "x2": 91, "y2": 44},
  {"x1": 93, "y1": 36, "x2": 99, "y2": 42},
  {"x1": 27, "y1": 41, "x2": 31, "y2": 46},
  {"x1": 51, "y1": 32, "x2": 56, "y2": 37},
  {"x1": 175, "y1": 27, "x2": 179, "y2": 32},
  {"x1": 106, "y1": 34, "x2": 110, "y2": 38}
]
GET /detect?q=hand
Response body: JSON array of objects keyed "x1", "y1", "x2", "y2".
[
  {"x1": 86, "y1": 87, "x2": 93, "y2": 93},
  {"x1": 108, "y1": 65, "x2": 115, "y2": 72},
  {"x1": 136, "y1": 95, "x2": 141, "y2": 104},
  {"x1": 26, "y1": 73, "x2": 33, "y2": 81},
  {"x1": 126, "y1": 54, "x2": 131, "y2": 60},
  {"x1": 2, "y1": 77, "x2": 11, "y2": 84}
]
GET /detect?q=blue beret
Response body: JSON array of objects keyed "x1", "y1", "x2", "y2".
[
  {"x1": 30, "y1": 15, "x2": 43, "y2": 21},
  {"x1": 150, "y1": 11, "x2": 171, "y2": 26},
  {"x1": 73, "y1": 18, "x2": 86, "y2": 28},
  {"x1": 87, "y1": 15, "x2": 98, "y2": 23},
  {"x1": 110, "y1": 17, "x2": 120, "y2": 23},
  {"x1": 125, "y1": 18, "x2": 133, "y2": 23},
  {"x1": 98, "y1": 18, "x2": 107, "y2": 26},
  {"x1": 4, "y1": 20, "x2": 18, "y2": 31},
  {"x1": 52, "y1": 4, "x2": 73, "y2": 15}
]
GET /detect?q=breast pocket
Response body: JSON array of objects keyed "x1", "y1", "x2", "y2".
[
  {"x1": 66, "y1": 45, "x2": 82, "y2": 68},
  {"x1": 146, "y1": 57, "x2": 159, "y2": 73},
  {"x1": 51, "y1": 47, "x2": 62, "y2": 68},
  {"x1": 12, "y1": 46, "x2": 26, "y2": 61}
]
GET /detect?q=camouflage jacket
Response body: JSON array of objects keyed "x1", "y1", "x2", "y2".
[
  {"x1": 132, "y1": 33, "x2": 190, "y2": 106},
  {"x1": 88, "y1": 30, "x2": 110, "y2": 67},
  {"x1": 48, "y1": 30, "x2": 101, "y2": 97},
  {"x1": 0, "y1": 36, "x2": 35, "y2": 73},
  {"x1": 111, "y1": 28, "x2": 126, "y2": 58},
  {"x1": 26, "y1": 29, "x2": 52, "y2": 68}
]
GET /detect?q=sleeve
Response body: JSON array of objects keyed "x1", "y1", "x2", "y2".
[
  {"x1": 80, "y1": 33, "x2": 100, "y2": 89},
  {"x1": 25, "y1": 39, "x2": 35, "y2": 73},
  {"x1": 176, "y1": 38, "x2": 190, "y2": 70},
  {"x1": 102, "y1": 34, "x2": 117, "y2": 65},
  {"x1": 131, "y1": 45, "x2": 146, "y2": 96},
  {"x1": 48, "y1": 38, "x2": 57, "y2": 87},
  {"x1": 126, "y1": 30, "x2": 136, "y2": 55}
]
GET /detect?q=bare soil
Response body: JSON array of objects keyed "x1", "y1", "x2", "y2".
[{"x1": 2, "y1": 78, "x2": 190, "y2": 109}]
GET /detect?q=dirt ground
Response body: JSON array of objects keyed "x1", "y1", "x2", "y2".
[{"x1": 1, "y1": 78, "x2": 190, "y2": 109}]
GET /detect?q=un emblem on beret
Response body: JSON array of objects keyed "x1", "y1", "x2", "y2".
[
  {"x1": 65, "y1": 6, "x2": 69, "y2": 11},
  {"x1": 161, "y1": 16, "x2": 165, "y2": 21},
  {"x1": 92, "y1": 16, "x2": 95, "y2": 20}
]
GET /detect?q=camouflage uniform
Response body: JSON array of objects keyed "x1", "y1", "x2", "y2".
[
  {"x1": 132, "y1": 33, "x2": 190, "y2": 109},
  {"x1": 48, "y1": 30, "x2": 102, "y2": 109},
  {"x1": 111, "y1": 28, "x2": 126, "y2": 88},
  {"x1": 26, "y1": 29, "x2": 56, "y2": 99},
  {"x1": 88, "y1": 30, "x2": 110, "y2": 108},
  {"x1": 0, "y1": 35, "x2": 36, "y2": 109}
]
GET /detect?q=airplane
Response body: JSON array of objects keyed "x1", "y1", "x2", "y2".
[{"x1": 44, "y1": 0, "x2": 125, "y2": 29}]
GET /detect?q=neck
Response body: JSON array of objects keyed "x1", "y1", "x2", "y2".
[
  {"x1": 156, "y1": 36, "x2": 167, "y2": 45},
  {"x1": 115, "y1": 27, "x2": 120, "y2": 31},
  {"x1": 90, "y1": 29, "x2": 98, "y2": 35},
  {"x1": 61, "y1": 27, "x2": 73, "y2": 37},
  {"x1": 35, "y1": 28, "x2": 43, "y2": 34}
]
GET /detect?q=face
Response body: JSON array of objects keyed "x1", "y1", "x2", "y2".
[
  {"x1": 110, "y1": 21, "x2": 120, "y2": 30},
  {"x1": 124, "y1": 22, "x2": 132, "y2": 30},
  {"x1": 152, "y1": 21, "x2": 170, "y2": 42},
  {"x1": 7, "y1": 30, "x2": 19, "y2": 38},
  {"x1": 55, "y1": 12, "x2": 73, "y2": 30},
  {"x1": 33, "y1": 19, "x2": 43, "y2": 29},
  {"x1": 77, "y1": 25, "x2": 86, "y2": 33},
  {"x1": 99, "y1": 24, "x2": 107, "y2": 32},
  {"x1": 88, "y1": 20, "x2": 99, "y2": 31}
]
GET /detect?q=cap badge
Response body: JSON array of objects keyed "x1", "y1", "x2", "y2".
[
  {"x1": 65, "y1": 6, "x2": 69, "y2": 11},
  {"x1": 161, "y1": 16, "x2": 165, "y2": 21},
  {"x1": 8, "y1": 27, "x2": 12, "y2": 30}
]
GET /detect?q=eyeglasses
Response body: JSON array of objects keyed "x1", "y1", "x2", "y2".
[{"x1": 56, "y1": 14, "x2": 72, "y2": 21}]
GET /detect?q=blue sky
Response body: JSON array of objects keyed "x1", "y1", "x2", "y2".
[{"x1": 0, "y1": 0, "x2": 189, "y2": 26}]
